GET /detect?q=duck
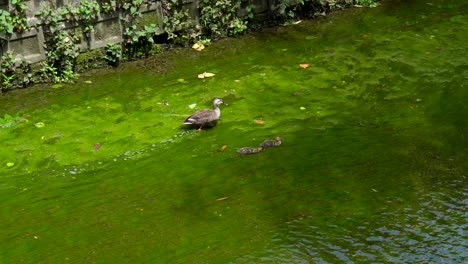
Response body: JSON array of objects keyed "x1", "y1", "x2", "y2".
[
  {"x1": 182, "y1": 98, "x2": 226, "y2": 130},
  {"x1": 259, "y1": 136, "x2": 283, "y2": 148},
  {"x1": 237, "y1": 147, "x2": 264, "y2": 155}
]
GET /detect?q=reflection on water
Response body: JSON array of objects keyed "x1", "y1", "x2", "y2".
[{"x1": 238, "y1": 177, "x2": 467, "y2": 263}]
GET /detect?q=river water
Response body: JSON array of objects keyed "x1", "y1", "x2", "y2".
[{"x1": 1, "y1": 0, "x2": 467, "y2": 263}]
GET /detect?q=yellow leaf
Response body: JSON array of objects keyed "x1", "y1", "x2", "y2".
[
  {"x1": 35, "y1": 122, "x2": 45, "y2": 128},
  {"x1": 299, "y1": 63, "x2": 310, "y2": 69},
  {"x1": 203, "y1": 72, "x2": 215, "y2": 78},
  {"x1": 254, "y1": 119, "x2": 265, "y2": 125}
]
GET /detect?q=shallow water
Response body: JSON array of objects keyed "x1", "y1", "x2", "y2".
[{"x1": 1, "y1": 0, "x2": 467, "y2": 263}]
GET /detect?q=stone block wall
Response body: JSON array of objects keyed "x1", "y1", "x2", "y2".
[{"x1": 0, "y1": 0, "x2": 273, "y2": 64}]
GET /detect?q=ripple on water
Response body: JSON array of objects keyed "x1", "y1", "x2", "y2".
[{"x1": 236, "y1": 178, "x2": 467, "y2": 263}]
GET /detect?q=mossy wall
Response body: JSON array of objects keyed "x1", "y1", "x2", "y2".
[
  {"x1": 0, "y1": 0, "x2": 272, "y2": 63},
  {"x1": 0, "y1": 0, "x2": 358, "y2": 64}
]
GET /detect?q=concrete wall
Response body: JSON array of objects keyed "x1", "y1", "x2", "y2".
[{"x1": 0, "y1": 0, "x2": 275, "y2": 63}]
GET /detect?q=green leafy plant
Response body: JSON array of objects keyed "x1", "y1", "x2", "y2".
[
  {"x1": 271, "y1": 0, "x2": 299, "y2": 21},
  {"x1": 105, "y1": 43, "x2": 123, "y2": 66},
  {"x1": 0, "y1": 0, "x2": 28, "y2": 34},
  {"x1": 123, "y1": 23, "x2": 161, "y2": 58},
  {"x1": 198, "y1": 0, "x2": 248, "y2": 38},
  {"x1": 10, "y1": 0, "x2": 28, "y2": 33},
  {"x1": 354, "y1": 0, "x2": 379, "y2": 7},
  {"x1": 162, "y1": 0, "x2": 199, "y2": 45},
  {"x1": 0, "y1": 10, "x2": 14, "y2": 34},
  {"x1": 1, "y1": 52, "x2": 16, "y2": 92},
  {"x1": 101, "y1": 0, "x2": 119, "y2": 13},
  {"x1": 76, "y1": 0, "x2": 101, "y2": 35},
  {"x1": 40, "y1": 31, "x2": 80, "y2": 83},
  {"x1": 0, "y1": 52, "x2": 34, "y2": 92}
]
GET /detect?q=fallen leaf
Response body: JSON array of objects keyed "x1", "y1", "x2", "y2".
[
  {"x1": 254, "y1": 119, "x2": 265, "y2": 125},
  {"x1": 293, "y1": 20, "x2": 302, "y2": 25},
  {"x1": 84, "y1": 80, "x2": 92, "y2": 84},
  {"x1": 299, "y1": 63, "x2": 310, "y2": 69},
  {"x1": 192, "y1": 43, "x2": 205, "y2": 51},
  {"x1": 198, "y1": 72, "x2": 216, "y2": 79},
  {"x1": 300, "y1": 106, "x2": 306, "y2": 110},
  {"x1": 35, "y1": 122, "x2": 45, "y2": 128},
  {"x1": 216, "y1": 197, "x2": 229, "y2": 201},
  {"x1": 6, "y1": 162, "x2": 14, "y2": 167},
  {"x1": 51, "y1": 84, "x2": 63, "y2": 89},
  {"x1": 221, "y1": 145, "x2": 228, "y2": 151},
  {"x1": 354, "y1": 4, "x2": 363, "y2": 8},
  {"x1": 188, "y1": 103, "x2": 197, "y2": 109}
]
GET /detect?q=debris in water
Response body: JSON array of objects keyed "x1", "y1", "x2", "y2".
[
  {"x1": 216, "y1": 197, "x2": 229, "y2": 201},
  {"x1": 254, "y1": 119, "x2": 265, "y2": 125},
  {"x1": 198, "y1": 72, "x2": 216, "y2": 79},
  {"x1": 192, "y1": 43, "x2": 205, "y2": 51},
  {"x1": 188, "y1": 103, "x2": 197, "y2": 109}
]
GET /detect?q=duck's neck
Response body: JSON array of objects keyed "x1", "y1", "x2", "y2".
[{"x1": 213, "y1": 105, "x2": 221, "y2": 118}]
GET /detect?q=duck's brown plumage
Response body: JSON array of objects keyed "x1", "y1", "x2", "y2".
[
  {"x1": 183, "y1": 98, "x2": 226, "y2": 130},
  {"x1": 237, "y1": 147, "x2": 264, "y2": 155},
  {"x1": 259, "y1": 136, "x2": 283, "y2": 148}
]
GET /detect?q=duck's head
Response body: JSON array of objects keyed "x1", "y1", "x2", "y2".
[
  {"x1": 213, "y1": 98, "x2": 227, "y2": 106},
  {"x1": 275, "y1": 136, "x2": 283, "y2": 141}
]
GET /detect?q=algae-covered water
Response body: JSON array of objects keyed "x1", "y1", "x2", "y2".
[{"x1": 1, "y1": 0, "x2": 467, "y2": 263}]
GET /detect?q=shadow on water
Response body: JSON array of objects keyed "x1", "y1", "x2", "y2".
[{"x1": 0, "y1": 0, "x2": 467, "y2": 263}]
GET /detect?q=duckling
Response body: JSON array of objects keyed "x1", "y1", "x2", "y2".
[
  {"x1": 259, "y1": 136, "x2": 283, "y2": 148},
  {"x1": 182, "y1": 98, "x2": 226, "y2": 130},
  {"x1": 237, "y1": 147, "x2": 264, "y2": 155}
]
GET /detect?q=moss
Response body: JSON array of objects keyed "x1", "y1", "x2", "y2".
[
  {"x1": 75, "y1": 48, "x2": 106, "y2": 72},
  {"x1": 139, "y1": 10, "x2": 161, "y2": 28}
]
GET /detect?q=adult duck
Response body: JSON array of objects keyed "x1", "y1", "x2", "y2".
[{"x1": 183, "y1": 98, "x2": 226, "y2": 130}]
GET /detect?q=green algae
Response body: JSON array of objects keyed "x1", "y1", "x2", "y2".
[{"x1": 0, "y1": 0, "x2": 467, "y2": 262}]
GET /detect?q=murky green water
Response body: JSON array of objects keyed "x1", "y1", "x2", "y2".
[{"x1": 1, "y1": 0, "x2": 467, "y2": 263}]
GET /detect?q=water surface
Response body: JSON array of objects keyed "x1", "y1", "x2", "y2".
[{"x1": 0, "y1": 0, "x2": 467, "y2": 263}]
